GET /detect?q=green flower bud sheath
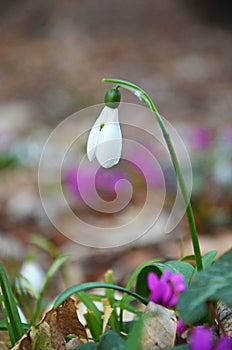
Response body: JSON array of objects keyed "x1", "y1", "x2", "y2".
[{"x1": 104, "y1": 87, "x2": 121, "y2": 108}]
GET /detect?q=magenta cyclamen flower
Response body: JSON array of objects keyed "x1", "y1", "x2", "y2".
[
  {"x1": 190, "y1": 326, "x2": 232, "y2": 350},
  {"x1": 189, "y1": 127, "x2": 212, "y2": 150},
  {"x1": 147, "y1": 269, "x2": 186, "y2": 307},
  {"x1": 65, "y1": 164, "x2": 129, "y2": 204},
  {"x1": 224, "y1": 124, "x2": 232, "y2": 146},
  {"x1": 177, "y1": 319, "x2": 187, "y2": 334}
]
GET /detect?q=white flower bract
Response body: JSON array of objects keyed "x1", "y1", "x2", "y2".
[{"x1": 87, "y1": 106, "x2": 122, "y2": 168}]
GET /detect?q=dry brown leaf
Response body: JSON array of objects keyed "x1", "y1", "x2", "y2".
[
  {"x1": 11, "y1": 333, "x2": 32, "y2": 350},
  {"x1": 11, "y1": 297, "x2": 87, "y2": 350},
  {"x1": 102, "y1": 305, "x2": 113, "y2": 333},
  {"x1": 65, "y1": 337, "x2": 82, "y2": 350},
  {"x1": 217, "y1": 302, "x2": 232, "y2": 339},
  {"x1": 44, "y1": 297, "x2": 87, "y2": 340},
  {"x1": 141, "y1": 302, "x2": 177, "y2": 350},
  {"x1": 0, "y1": 340, "x2": 10, "y2": 350}
]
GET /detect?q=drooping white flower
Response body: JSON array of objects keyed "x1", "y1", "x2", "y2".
[
  {"x1": 87, "y1": 87, "x2": 122, "y2": 168},
  {"x1": 87, "y1": 106, "x2": 122, "y2": 168},
  {"x1": 17, "y1": 261, "x2": 45, "y2": 295}
]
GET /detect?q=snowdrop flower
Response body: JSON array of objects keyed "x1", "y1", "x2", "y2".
[
  {"x1": 18, "y1": 261, "x2": 45, "y2": 295},
  {"x1": 87, "y1": 87, "x2": 122, "y2": 168}
]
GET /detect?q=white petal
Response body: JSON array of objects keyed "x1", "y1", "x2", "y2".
[
  {"x1": 19, "y1": 261, "x2": 45, "y2": 294},
  {"x1": 96, "y1": 110, "x2": 122, "y2": 168},
  {"x1": 87, "y1": 107, "x2": 109, "y2": 161}
]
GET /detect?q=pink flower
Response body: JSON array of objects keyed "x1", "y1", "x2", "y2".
[
  {"x1": 128, "y1": 145, "x2": 164, "y2": 188},
  {"x1": 177, "y1": 319, "x2": 187, "y2": 333},
  {"x1": 64, "y1": 163, "x2": 129, "y2": 204},
  {"x1": 189, "y1": 127, "x2": 213, "y2": 150},
  {"x1": 224, "y1": 124, "x2": 232, "y2": 146},
  {"x1": 147, "y1": 269, "x2": 186, "y2": 307},
  {"x1": 190, "y1": 326, "x2": 232, "y2": 350}
]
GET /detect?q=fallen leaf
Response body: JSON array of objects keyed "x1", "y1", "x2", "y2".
[
  {"x1": 65, "y1": 337, "x2": 82, "y2": 350},
  {"x1": 102, "y1": 305, "x2": 113, "y2": 334},
  {"x1": 141, "y1": 302, "x2": 177, "y2": 350},
  {"x1": 11, "y1": 297, "x2": 87, "y2": 350},
  {"x1": 217, "y1": 302, "x2": 232, "y2": 339}
]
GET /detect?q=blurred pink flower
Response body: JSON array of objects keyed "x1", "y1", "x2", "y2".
[
  {"x1": 65, "y1": 164, "x2": 95, "y2": 203},
  {"x1": 224, "y1": 124, "x2": 232, "y2": 146},
  {"x1": 177, "y1": 319, "x2": 187, "y2": 333},
  {"x1": 95, "y1": 167, "x2": 130, "y2": 193},
  {"x1": 64, "y1": 163, "x2": 129, "y2": 204},
  {"x1": 147, "y1": 269, "x2": 186, "y2": 307},
  {"x1": 190, "y1": 326, "x2": 232, "y2": 350},
  {"x1": 128, "y1": 146, "x2": 164, "y2": 187},
  {"x1": 189, "y1": 127, "x2": 213, "y2": 150}
]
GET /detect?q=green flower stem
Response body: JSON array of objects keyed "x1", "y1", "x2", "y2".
[{"x1": 102, "y1": 78, "x2": 203, "y2": 271}]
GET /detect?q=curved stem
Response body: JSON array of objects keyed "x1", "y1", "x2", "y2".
[{"x1": 103, "y1": 78, "x2": 203, "y2": 271}]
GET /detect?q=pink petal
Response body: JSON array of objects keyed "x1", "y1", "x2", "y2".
[
  {"x1": 167, "y1": 293, "x2": 178, "y2": 307},
  {"x1": 191, "y1": 327, "x2": 212, "y2": 350},
  {"x1": 149, "y1": 289, "x2": 162, "y2": 304},
  {"x1": 161, "y1": 282, "x2": 173, "y2": 306},
  {"x1": 170, "y1": 273, "x2": 186, "y2": 292},
  {"x1": 160, "y1": 269, "x2": 172, "y2": 283},
  {"x1": 177, "y1": 319, "x2": 187, "y2": 333},
  {"x1": 215, "y1": 336, "x2": 232, "y2": 350},
  {"x1": 147, "y1": 272, "x2": 160, "y2": 293}
]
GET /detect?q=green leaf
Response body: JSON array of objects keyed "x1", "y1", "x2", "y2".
[
  {"x1": 135, "y1": 265, "x2": 161, "y2": 298},
  {"x1": 159, "y1": 261, "x2": 194, "y2": 285},
  {"x1": 30, "y1": 254, "x2": 71, "y2": 324},
  {"x1": 78, "y1": 291, "x2": 102, "y2": 322},
  {"x1": 164, "y1": 345, "x2": 189, "y2": 350},
  {"x1": 0, "y1": 152, "x2": 18, "y2": 169},
  {"x1": 125, "y1": 316, "x2": 144, "y2": 350},
  {"x1": 181, "y1": 251, "x2": 217, "y2": 270},
  {"x1": 135, "y1": 260, "x2": 194, "y2": 298},
  {"x1": 70, "y1": 343, "x2": 98, "y2": 350},
  {"x1": 30, "y1": 234, "x2": 59, "y2": 258},
  {"x1": 180, "y1": 254, "x2": 196, "y2": 262},
  {"x1": 98, "y1": 330, "x2": 125, "y2": 350},
  {"x1": 71, "y1": 331, "x2": 125, "y2": 350},
  {"x1": 43, "y1": 253, "x2": 71, "y2": 285},
  {"x1": 0, "y1": 262, "x2": 25, "y2": 346},
  {"x1": 202, "y1": 250, "x2": 217, "y2": 269},
  {"x1": 177, "y1": 248, "x2": 232, "y2": 324},
  {"x1": 54, "y1": 282, "x2": 148, "y2": 309},
  {"x1": 119, "y1": 259, "x2": 159, "y2": 326},
  {"x1": 104, "y1": 271, "x2": 121, "y2": 333},
  {"x1": 84, "y1": 311, "x2": 102, "y2": 341}
]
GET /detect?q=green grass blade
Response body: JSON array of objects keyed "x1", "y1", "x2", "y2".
[
  {"x1": 119, "y1": 259, "x2": 159, "y2": 326},
  {"x1": 0, "y1": 262, "x2": 25, "y2": 346},
  {"x1": 30, "y1": 234, "x2": 59, "y2": 258},
  {"x1": 84, "y1": 311, "x2": 102, "y2": 341},
  {"x1": 104, "y1": 271, "x2": 121, "y2": 333},
  {"x1": 125, "y1": 315, "x2": 145, "y2": 350},
  {"x1": 30, "y1": 253, "x2": 71, "y2": 324},
  {"x1": 54, "y1": 282, "x2": 148, "y2": 308},
  {"x1": 78, "y1": 291, "x2": 102, "y2": 322}
]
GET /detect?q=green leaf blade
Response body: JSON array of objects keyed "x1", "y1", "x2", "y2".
[
  {"x1": 0, "y1": 263, "x2": 25, "y2": 346},
  {"x1": 54, "y1": 282, "x2": 148, "y2": 309},
  {"x1": 135, "y1": 260, "x2": 194, "y2": 298},
  {"x1": 177, "y1": 248, "x2": 232, "y2": 324}
]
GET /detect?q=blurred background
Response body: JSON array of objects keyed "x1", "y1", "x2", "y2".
[{"x1": 0, "y1": 0, "x2": 231, "y2": 294}]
